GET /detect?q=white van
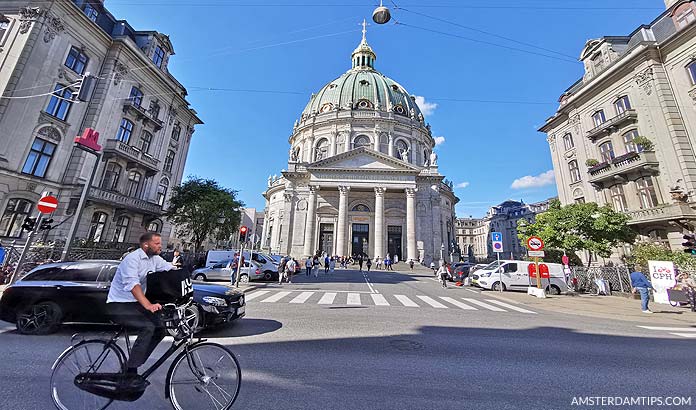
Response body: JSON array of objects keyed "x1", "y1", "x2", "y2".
[
  {"x1": 471, "y1": 260, "x2": 566, "y2": 294},
  {"x1": 205, "y1": 250, "x2": 279, "y2": 280}
]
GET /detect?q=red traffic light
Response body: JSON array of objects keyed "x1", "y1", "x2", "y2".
[{"x1": 240, "y1": 226, "x2": 248, "y2": 234}]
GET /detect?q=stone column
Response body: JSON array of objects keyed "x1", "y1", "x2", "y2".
[
  {"x1": 336, "y1": 185, "x2": 350, "y2": 257},
  {"x1": 374, "y1": 187, "x2": 386, "y2": 259},
  {"x1": 388, "y1": 133, "x2": 394, "y2": 157},
  {"x1": 303, "y1": 186, "x2": 319, "y2": 257},
  {"x1": 373, "y1": 132, "x2": 380, "y2": 151},
  {"x1": 406, "y1": 187, "x2": 417, "y2": 262},
  {"x1": 329, "y1": 132, "x2": 337, "y2": 157},
  {"x1": 270, "y1": 214, "x2": 281, "y2": 253},
  {"x1": 308, "y1": 136, "x2": 316, "y2": 162}
]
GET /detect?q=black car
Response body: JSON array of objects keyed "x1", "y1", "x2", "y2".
[{"x1": 0, "y1": 260, "x2": 245, "y2": 335}]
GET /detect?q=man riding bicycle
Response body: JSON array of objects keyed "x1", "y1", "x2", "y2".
[{"x1": 106, "y1": 232, "x2": 173, "y2": 387}]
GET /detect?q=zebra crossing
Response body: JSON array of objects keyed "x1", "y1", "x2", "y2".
[
  {"x1": 637, "y1": 326, "x2": 696, "y2": 339},
  {"x1": 244, "y1": 290, "x2": 536, "y2": 314}
]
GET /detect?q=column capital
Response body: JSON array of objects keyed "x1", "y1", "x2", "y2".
[
  {"x1": 308, "y1": 185, "x2": 320, "y2": 194},
  {"x1": 405, "y1": 187, "x2": 418, "y2": 197},
  {"x1": 374, "y1": 186, "x2": 386, "y2": 196},
  {"x1": 338, "y1": 185, "x2": 351, "y2": 195}
]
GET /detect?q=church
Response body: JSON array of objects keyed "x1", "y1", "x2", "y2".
[{"x1": 261, "y1": 25, "x2": 458, "y2": 265}]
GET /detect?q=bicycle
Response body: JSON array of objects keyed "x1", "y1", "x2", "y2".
[{"x1": 49, "y1": 300, "x2": 241, "y2": 410}]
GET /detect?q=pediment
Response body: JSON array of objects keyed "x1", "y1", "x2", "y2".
[{"x1": 307, "y1": 147, "x2": 420, "y2": 172}]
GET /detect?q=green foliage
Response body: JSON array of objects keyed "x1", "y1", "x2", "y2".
[
  {"x1": 624, "y1": 242, "x2": 696, "y2": 272},
  {"x1": 525, "y1": 248, "x2": 583, "y2": 266},
  {"x1": 165, "y1": 177, "x2": 244, "y2": 251},
  {"x1": 585, "y1": 158, "x2": 599, "y2": 167},
  {"x1": 517, "y1": 199, "x2": 637, "y2": 266},
  {"x1": 632, "y1": 136, "x2": 654, "y2": 151}
]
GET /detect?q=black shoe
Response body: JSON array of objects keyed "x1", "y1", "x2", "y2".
[{"x1": 118, "y1": 373, "x2": 148, "y2": 391}]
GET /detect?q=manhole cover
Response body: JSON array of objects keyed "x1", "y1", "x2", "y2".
[{"x1": 388, "y1": 339, "x2": 424, "y2": 352}]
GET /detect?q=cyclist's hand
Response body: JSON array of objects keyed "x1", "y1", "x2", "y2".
[{"x1": 146, "y1": 303, "x2": 162, "y2": 313}]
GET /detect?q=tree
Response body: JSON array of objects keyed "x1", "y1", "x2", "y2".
[
  {"x1": 517, "y1": 199, "x2": 636, "y2": 266},
  {"x1": 624, "y1": 242, "x2": 696, "y2": 272},
  {"x1": 165, "y1": 177, "x2": 244, "y2": 252}
]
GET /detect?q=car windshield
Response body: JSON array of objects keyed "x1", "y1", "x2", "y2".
[{"x1": 482, "y1": 261, "x2": 504, "y2": 271}]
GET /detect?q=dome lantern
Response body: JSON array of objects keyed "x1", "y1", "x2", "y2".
[{"x1": 352, "y1": 19, "x2": 376, "y2": 70}]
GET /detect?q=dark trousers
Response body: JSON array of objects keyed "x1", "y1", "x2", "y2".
[{"x1": 107, "y1": 302, "x2": 166, "y2": 370}]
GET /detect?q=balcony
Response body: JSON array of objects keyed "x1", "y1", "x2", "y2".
[
  {"x1": 88, "y1": 187, "x2": 162, "y2": 215},
  {"x1": 103, "y1": 139, "x2": 160, "y2": 175},
  {"x1": 626, "y1": 202, "x2": 696, "y2": 226},
  {"x1": 122, "y1": 100, "x2": 164, "y2": 131},
  {"x1": 586, "y1": 109, "x2": 638, "y2": 140},
  {"x1": 588, "y1": 150, "x2": 658, "y2": 187}
]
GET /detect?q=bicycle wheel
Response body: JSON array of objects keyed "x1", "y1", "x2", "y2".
[
  {"x1": 50, "y1": 340, "x2": 125, "y2": 410},
  {"x1": 167, "y1": 342, "x2": 241, "y2": 410}
]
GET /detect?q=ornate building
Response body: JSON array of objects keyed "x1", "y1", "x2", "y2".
[{"x1": 261, "y1": 25, "x2": 458, "y2": 264}]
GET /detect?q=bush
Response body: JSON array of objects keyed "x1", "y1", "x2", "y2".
[
  {"x1": 632, "y1": 136, "x2": 654, "y2": 151},
  {"x1": 585, "y1": 158, "x2": 599, "y2": 167},
  {"x1": 624, "y1": 242, "x2": 696, "y2": 272}
]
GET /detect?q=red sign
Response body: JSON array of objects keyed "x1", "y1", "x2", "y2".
[
  {"x1": 74, "y1": 128, "x2": 102, "y2": 151},
  {"x1": 37, "y1": 195, "x2": 59, "y2": 214},
  {"x1": 562, "y1": 255, "x2": 569, "y2": 266},
  {"x1": 528, "y1": 263, "x2": 550, "y2": 279},
  {"x1": 527, "y1": 236, "x2": 544, "y2": 251}
]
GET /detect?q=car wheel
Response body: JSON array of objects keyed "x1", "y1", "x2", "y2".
[
  {"x1": 491, "y1": 282, "x2": 506, "y2": 292},
  {"x1": 239, "y1": 274, "x2": 250, "y2": 284},
  {"x1": 16, "y1": 301, "x2": 62, "y2": 335},
  {"x1": 263, "y1": 271, "x2": 273, "y2": 281},
  {"x1": 193, "y1": 273, "x2": 206, "y2": 281},
  {"x1": 547, "y1": 285, "x2": 561, "y2": 295}
]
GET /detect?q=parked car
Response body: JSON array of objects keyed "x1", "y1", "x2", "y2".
[
  {"x1": 0, "y1": 260, "x2": 245, "y2": 335},
  {"x1": 450, "y1": 264, "x2": 471, "y2": 282},
  {"x1": 469, "y1": 264, "x2": 489, "y2": 273},
  {"x1": 471, "y1": 260, "x2": 564, "y2": 294},
  {"x1": 192, "y1": 259, "x2": 265, "y2": 282}
]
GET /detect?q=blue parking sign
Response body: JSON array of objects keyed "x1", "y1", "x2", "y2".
[{"x1": 492, "y1": 232, "x2": 503, "y2": 253}]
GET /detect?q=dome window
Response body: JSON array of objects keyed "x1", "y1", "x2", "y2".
[
  {"x1": 359, "y1": 79, "x2": 370, "y2": 86},
  {"x1": 391, "y1": 85, "x2": 399, "y2": 92},
  {"x1": 354, "y1": 135, "x2": 371, "y2": 149},
  {"x1": 320, "y1": 103, "x2": 333, "y2": 113},
  {"x1": 393, "y1": 104, "x2": 406, "y2": 115},
  {"x1": 356, "y1": 99, "x2": 373, "y2": 109},
  {"x1": 329, "y1": 84, "x2": 338, "y2": 89},
  {"x1": 315, "y1": 138, "x2": 329, "y2": 161}
]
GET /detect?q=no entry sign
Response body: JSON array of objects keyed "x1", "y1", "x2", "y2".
[{"x1": 37, "y1": 195, "x2": 59, "y2": 214}]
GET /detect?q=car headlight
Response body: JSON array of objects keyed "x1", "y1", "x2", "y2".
[{"x1": 202, "y1": 296, "x2": 227, "y2": 306}]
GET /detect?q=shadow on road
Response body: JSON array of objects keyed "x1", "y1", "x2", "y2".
[{"x1": 200, "y1": 318, "x2": 282, "y2": 338}]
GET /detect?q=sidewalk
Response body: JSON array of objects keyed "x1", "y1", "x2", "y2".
[{"x1": 484, "y1": 288, "x2": 696, "y2": 326}]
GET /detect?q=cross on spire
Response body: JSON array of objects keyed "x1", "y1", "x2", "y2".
[{"x1": 361, "y1": 18, "x2": 367, "y2": 43}]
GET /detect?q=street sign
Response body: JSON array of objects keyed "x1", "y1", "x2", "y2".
[
  {"x1": 491, "y1": 232, "x2": 503, "y2": 253},
  {"x1": 527, "y1": 236, "x2": 544, "y2": 251},
  {"x1": 37, "y1": 196, "x2": 59, "y2": 214},
  {"x1": 562, "y1": 254, "x2": 569, "y2": 266},
  {"x1": 528, "y1": 250, "x2": 545, "y2": 257}
]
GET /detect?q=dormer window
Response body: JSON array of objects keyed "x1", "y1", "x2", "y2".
[
  {"x1": 592, "y1": 110, "x2": 606, "y2": 127},
  {"x1": 0, "y1": 15, "x2": 9, "y2": 41},
  {"x1": 152, "y1": 45, "x2": 166, "y2": 68},
  {"x1": 676, "y1": 7, "x2": 695, "y2": 29},
  {"x1": 614, "y1": 95, "x2": 631, "y2": 115},
  {"x1": 83, "y1": 4, "x2": 99, "y2": 22},
  {"x1": 591, "y1": 52, "x2": 604, "y2": 72}
]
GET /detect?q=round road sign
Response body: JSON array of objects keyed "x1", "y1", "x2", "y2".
[
  {"x1": 527, "y1": 236, "x2": 544, "y2": 251},
  {"x1": 37, "y1": 195, "x2": 59, "y2": 214}
]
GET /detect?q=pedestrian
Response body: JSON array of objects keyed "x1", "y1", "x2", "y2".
[
  {"x1": 430, "y1": 261, "x2": 436, "y2": 274},
  {"x1": 375, "y1": 256, "x2": 382, "y2": 270},
  {"x1": 171, "y1": 250, "x2": 183, "y2": 269},
  {"x1": 313, "y1": 255, "x2": 320, "y2": 278},
  {"x1": 305, "y1": 257, "x2": 312, "y2": 276},
  {"x1": 324, "y1": 255, "x2": 330, "y2": 274},
  {"x1": 394, "y1": 254, "x2": 399, "y2": 264},
  {"x1": 409, "y1": 259, "x2": 414, "y2": 271},
  {"x1": 630, "y1": 269, "x2": 654, "y2": 313},
  {"x1": 385, "y1": 256, "x2": 393, "y2": 271},
  {"x1": 329, "y1": 257, "x2": 336, "y2": 274},
  {"x1": 358, "y1": 254, "x2": 364, "y2": 272},
  {"x1": 366, "y1": 257, "x2": 372, "y2": 272},
  {"x1": 285, "y1": 257, "x2": 296, "y2": 284},
  {"x1": 437, "y1": 262, "x2": 449, "y2": 288},
  {"x1": 278, "y1": 257, "x2": 287, "y2": 285}
]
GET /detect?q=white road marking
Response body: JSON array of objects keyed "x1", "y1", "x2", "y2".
[
  {"x1": 260, "y1": 291, "x2": 292, "y2": 303},
  {"x1": 370, "y1": 294, "x2": 390, "y2": 306},
  {"x1": 440, "y1": 297, "x2": 476, "y2": 310},
  {"x1": 637, "y1": 326, "x2": 696, "y2": 332},
  {"x1": 394, "y1": 294, "x2": 419, "y2": 307},
  {"x1": 417, "y1": 295, "x2": 448, "y2": 309},
  {"x1": 484, "y1": 299, "x2": 536, "y2": 314},
  {"x1": 465, "y1": 289, "x2": 480, "y2": 294},
  {"x1": 347, "y1": 293, "x2": 361, "y2": 305},
  {"x1": 289, "y1": 291, "x2": 314, "y2": 304},
  {"x1": 318, "y1": 292, "x2": 337, "y2": 304},
  {"x1": 461, "y1": 298, "x2": 506, "y2": 312},
  {"x1": 363, "y1": 272, "x2": 377, "y2": 293},
  {"x1": 244, "y1": 290, "x2": 270, "y2": 301},
  {"x1": 669, "y1": 333, "x2": 696, "y2": 338}
]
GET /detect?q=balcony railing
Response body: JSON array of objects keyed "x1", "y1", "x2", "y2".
[
  {"x1": 626, "y1": 202, "x2": 696, "y2": 225},
  {"x1": 586, "y1": 109, "x2": 638, "y2": 140},
  {"x1": 588, "y1": 150, "x2": 658, "y2": 186},
  {"x1": 123, "y1": 100, "x2": 164, "y2": 131},
  {"x1": 88, "y1": 187, "x2": 162, "y2": 214},
  {"x1": 103, "y1": 139, "x2": 160, "y2": 173}
]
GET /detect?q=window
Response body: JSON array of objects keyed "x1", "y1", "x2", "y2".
[
  {"x1": 113, "y1": 216, "x2": 130, "y2": 243},
  {"x1": 591, "y1": 52, "x2": 605, "y2": 72},
  {"x1": 64, "y1": 47, "x2": 89, "y2": 75},
  {"x1": 101, "y1": 162, "x2": 122, "y2": 191},
  {"x1": 22, "y1": 138, "x2": 56, "y2": 178},
  {"x1": 676, "y1": 7, "x2": 696, "y2": 29},
  {"x1": 152, "y1": 45, "x2": 166, "y2": 68},
  {"x1": 115, "y1": 118, "x2": 134, "y2": 143},
  {"x1": 314, "y1": 138, "x2": 329, "y2": 161},
  {"x1": 352, "y1": 204, "x2": 370, "y2": 212},
  {"x1": 599, "y1": 141, "x2": 615, "y2": 162},
  {"x1": 171, "y1": 124, "x2": 181, "y2": 141},
  {"x1": 568, "y1": 160, "x2": 581, "y2": 183},
  {"x1": 623, "y1": 130, "x2": 642, "y2": 153},
  {"x1": 46, "y1": 84, "x2": 73, "y2": 121},
  {"x1": 562, "y1": 133, "x2": 574, "y2": 150},
  {"x1": 164, "y1": 150, "x2": 175, "y2": 172},
  {"x1": 591, "y1": 110, "x2": 606, "y2": 127},
  {"x1": 572, "y1": 188, "x2": 585, "y2": 204},
  {"x1": 354, "y1": 135, "x2": 371, "y2": 149},
  {"x1": 0, "y1": 16, "x2": 9, "y2": 41},
  {"x1": 148, "y1": 100, "x2": 160, "y2": 120},
  {"x1": 147, "y1": 221, "x2": 161, "y2": 232},
  {"x1": 126, "y1": 171, "x2": 142, "y2": 198},
  {"x1": 636, "y1": 177, "x2": 659, "y2": 209},
  {"x1": 83, "y1": 4, "x2": 99, "y2": 22},
  {"x1": 574, "y1": 197, "x2": 586, "y2": 204},
  {"x1": 128, "y1": 87, "x2": 143, "y2": 107},
  {"x1": 688, "y1": 61, "x2": 696, "y2": 84},
  {"x1": 0, "y1": 199, "x2": 32, "y2": 238},
  {"x1": 87, "y1": 212, "x2": 108, "y2": 242},
  {"x1": 157, "y1": 178, "x2": 169, "y2": 206},
  {"x1": 614, "y1": 96, "x2": 631, "y2": 115},
  {"x1": 610, "y1": 184, "x2": 628, "y2": 212},
  {"x1": 140, "y1": 131, "x2": 152, "y2": 153}
]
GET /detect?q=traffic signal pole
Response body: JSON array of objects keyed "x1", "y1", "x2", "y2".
[{"x1": 11, "y1": 213, "x2": 44, "y2": 284}]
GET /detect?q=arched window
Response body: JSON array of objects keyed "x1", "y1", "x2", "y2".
[
  {"x1": 568, "y1": 160, "x2": 581, "y2": 183},
  {"x1": 0, "y1": 198, "x2": 33, "y2": 238},
  {"x1": 623, "y1": 130, "x2": 641, "y2": 153},
  {"x1": 113, "y1": 216, "x2": 130, "y2": 243},
  {"x1": 101, "y1": 162, "x2": 122, "y2": 191},
  {"x1": 126, "y1": 171, "x2": 142, "y2": 198},
  {"x1": 314, "y1": 138, "x2": 329, "y2": 161},
  {"x1": 353, "y1": 135, "x2": 371, "y2": 149},
  {"x1": 395, "y1": 139, "x2": 409, "y2": 161},
  {"x1": 87, "y1": 212, "x2": 108, "y2": 242},
  {"x1": 562, "y1": 133, "x2": 574, "y2": 150},
  {"x1": 599, "y1": 141, "x2": 615, "y2": 162},
  {"x1": 615, "y1": 96, "x2": 631, "y2": 114},
  {"x1": 636, "y1": 177, "x2": 658, "y2": 209},
  {"x1": 572, "y1": 188, "x2": 585, "y2": 204},
  {"x1": 157, "y1": 178, "x2": 169, "y2": 206},
  {"x1": 351, "y1": 204, "x2": 370, "y2": 212}
]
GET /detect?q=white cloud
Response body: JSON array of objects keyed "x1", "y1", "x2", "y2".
[
  {"x1": 455, "y1": 182, "x2": 470, "y2": 189},
  {"x1": 433, "y1": 136, "x2": 445, "y2": 146},
  {"x1": 414, "y1": 96, "x2": 437, "y2": 116},
  {"x1": 511, "y1": 170, "x2": 556, "y2": 189}
]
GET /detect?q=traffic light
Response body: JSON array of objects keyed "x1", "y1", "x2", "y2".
[
  {"x1": 239, "y1": 226, "x2": 248, "y2": 243},
  {"x1": 683, "y1": 234, "x2": 696, "y2": 255},
  {"x1": 39, "y1": 218, "x2": 54, "y2": 231},
  {"x1": 21, "y1": 217, "x2": 37, "y2": 232},
  {"x1": 72, "y1": 73, "x2": 97, "y2": 102}
]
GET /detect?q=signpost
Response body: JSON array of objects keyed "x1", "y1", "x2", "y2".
[
  {"x1": 11, "y1": 193, "x2": 56, "y2": 283},
  {"x1": 491, "y1": 232, "x2": 503, "y2": 292},
  {"x1": 526, "y1": 236, "x2": 545, "y2": 290}
]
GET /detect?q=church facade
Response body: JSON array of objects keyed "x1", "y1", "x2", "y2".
[{"x1": 261, "y1": 28, "x2": 458, "y2": 265}]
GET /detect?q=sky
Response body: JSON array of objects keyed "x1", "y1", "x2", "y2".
[{"x1": 103, "y1": 0, "x2": 666, "y2": 218}]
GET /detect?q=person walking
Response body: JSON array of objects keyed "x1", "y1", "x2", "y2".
[
  {"x1": 278, "y1": 257, "x2": 287, "y2": 285},
  {"x1": 324, "y1": 255, "x2": 330, "y2": 274},
  {"x1": 437, "y1": 262, "x2": 450, "y2": 288},
  {"x1": 329, "y1": 257, "x2": 336, "y2": 274},
  {"x1": 366, "y1": 257, "x2": 372, "y2": 272},
  {"x1": 375, "y1": 256, "x2": 382, "y2": 270},
  {"x1": 305, "y1": 257, "x2": 312, "y2": 276},
  {"x1": 630, "y1": 269, "x2": 654, "y2": 313},
  {"x1": 385, "y1": 256, "x2": 393, "y2": 271},
  {"x1": 285, "y1": 257, "x2": 296, "y2": 284},
  {"x1": 409, "y1": 259, "x2": 415, "y2": 271},
  {"x1": 358, "y1": 254, "x2": 364, "y2": 272},
  {"x1": 312, "y1": 255, "x2": 320, "y2": 278}
]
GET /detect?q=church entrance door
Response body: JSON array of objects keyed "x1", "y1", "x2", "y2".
[
  {"x1": 351, "y1": 224, "x2": 369, "y2": 257},
  {"x1": 387, "y1": 225, "x2": 402, "y2": 262},
  {"x1": 319, "y1": 223, "x2": 334, "y2": 256}
]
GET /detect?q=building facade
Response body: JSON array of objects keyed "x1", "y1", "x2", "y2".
[
  {"x1": 455, "y1": 217, "x2": 481, "y2": 262},
  {"x1": 0, "y1": 0, "x2": 201, "y2": 249},
  {"x1": 540, "y1": 0, "x2": 696, "y2": 251},
  {"x1": 261, "y1": 28, "x2": 458, "y2": 265}
]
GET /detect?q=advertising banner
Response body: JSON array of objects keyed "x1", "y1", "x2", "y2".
[{"x1": 647, "y1": 260, "x2": 676, "y2": 304}]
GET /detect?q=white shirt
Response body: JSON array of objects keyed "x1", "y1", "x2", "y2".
[
  {"x1": 107, "y1": 248, "x2": 174, "y2": 303},
  {"x1": 286, "y1": 259, "x2": 296, "y2": 273}
]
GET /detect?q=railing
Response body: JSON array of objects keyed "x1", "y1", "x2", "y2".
[
  {"x1": 625, "y1": 202, "x2": 694, "y2": 225},
  {"x1": 586, "y1": 109, "x2": 638, "y2": 139},
  {"x1": 89, "y1": 186, "x2": 162, "y2": 214},
  {"x1": 588, "y1": 151, "x2": 657, "y2": 183},
  {"x1": 103, "y1": 139, "x2": 160, "y2": 170}
]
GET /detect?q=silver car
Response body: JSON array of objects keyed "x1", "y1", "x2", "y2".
[{"x1": 191, "y1": 259, "x2": 263, "y2": 283}]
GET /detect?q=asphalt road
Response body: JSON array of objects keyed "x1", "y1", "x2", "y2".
[{"x1": 1, "y1": 266, "x2": 695, "y2": 410}]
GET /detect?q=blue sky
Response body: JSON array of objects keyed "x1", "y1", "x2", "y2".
[{"x1": 105, "y1": 0, "x2": 665, "y2": 217}]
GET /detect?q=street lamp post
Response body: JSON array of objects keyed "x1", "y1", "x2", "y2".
[{"x1": 440, "y1": 243, "x2": 445, "y2": 265}]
